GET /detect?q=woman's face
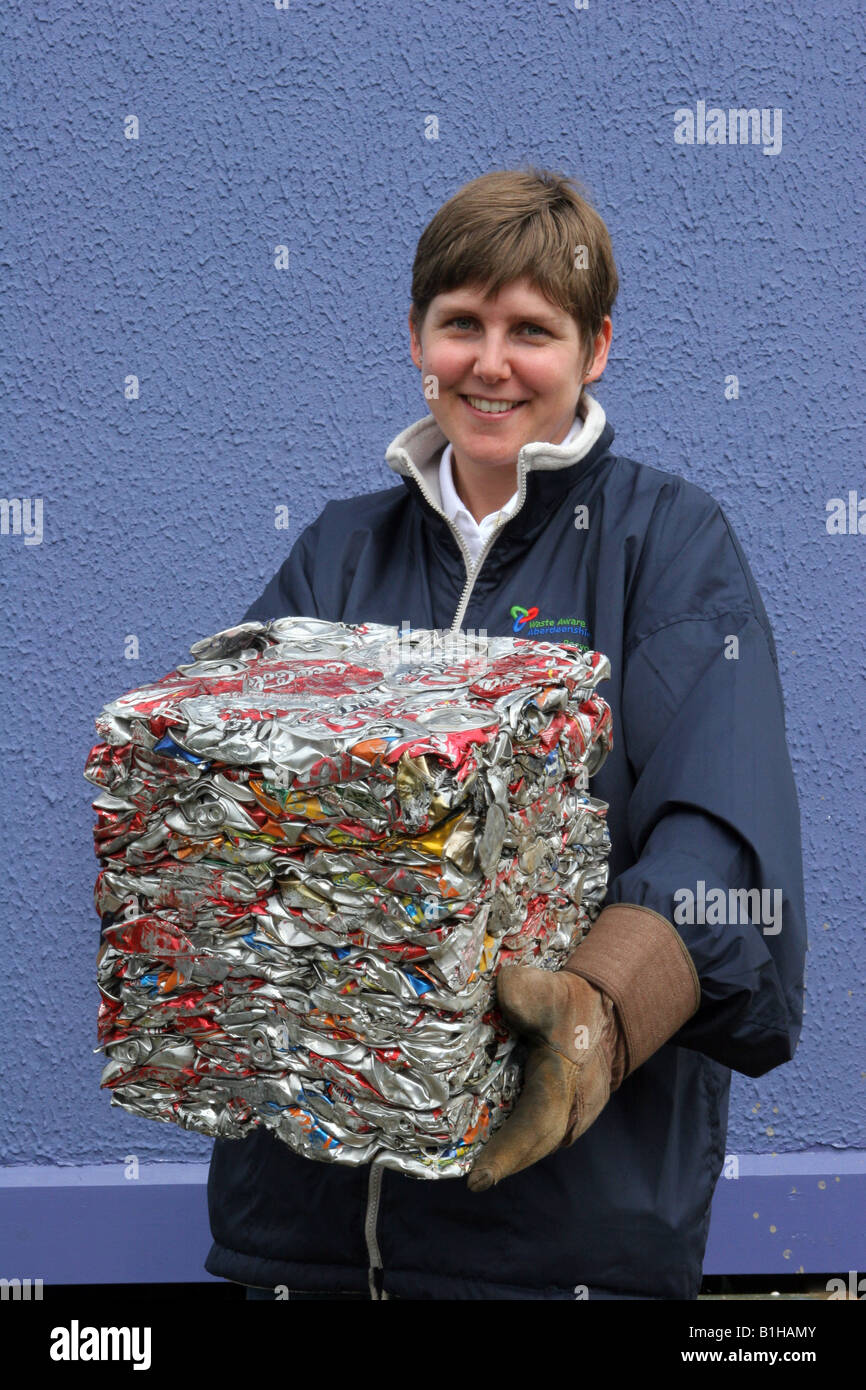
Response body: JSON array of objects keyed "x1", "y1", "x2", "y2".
[{"x1": 409, "y1": 276, "x2": 611, "y2": 475}]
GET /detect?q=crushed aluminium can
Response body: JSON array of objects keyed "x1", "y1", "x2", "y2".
[{"x1": 85, "y1": 618, "x2": 613, "y2": 1178}]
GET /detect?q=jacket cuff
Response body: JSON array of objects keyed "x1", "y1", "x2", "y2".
[{"x1": 561, "y1": 903, "x2": 702, "y2": 1077}]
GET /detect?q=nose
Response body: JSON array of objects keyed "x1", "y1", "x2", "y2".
[{"x1": 472, "y1": 330, "x2": 512, "y2": 382}]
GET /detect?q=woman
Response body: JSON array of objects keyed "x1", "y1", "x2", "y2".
[{"x1": 205, "y1": 167, "x2": 806, "y2": 1301}]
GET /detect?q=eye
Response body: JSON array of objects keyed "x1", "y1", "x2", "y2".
[{"x1": 445, "y1": 316, "x2": 549, "y2": 336}]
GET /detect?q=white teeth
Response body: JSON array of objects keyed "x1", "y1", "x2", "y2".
[{"x1": 466, "y1": 396, "x2": 522, "y2": 413}]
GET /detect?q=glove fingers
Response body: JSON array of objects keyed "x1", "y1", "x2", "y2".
[{"x1": 466, "y1": 1045, "x2": 576, "y2": 1192}]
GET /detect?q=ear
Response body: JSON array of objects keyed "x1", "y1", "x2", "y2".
[
  {"x1": 409, "y1": 308, "x2": 423, "y2": 369},
  {"x1": 583, "y1": 317, "x2": 613, "y2": 383}
]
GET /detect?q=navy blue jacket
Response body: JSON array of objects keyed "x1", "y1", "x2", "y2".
[{"x1": 203, "y1": 393, "x2": 806, "y2": 1299}]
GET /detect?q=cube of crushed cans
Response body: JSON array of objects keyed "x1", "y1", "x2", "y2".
[{"x1": 85, "y1": 618, "x2": 613, "y2": 1178}]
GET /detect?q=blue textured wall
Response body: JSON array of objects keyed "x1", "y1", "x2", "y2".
[{"x1": 1, "y1": 0, "x2": 863, "y2": 1271}]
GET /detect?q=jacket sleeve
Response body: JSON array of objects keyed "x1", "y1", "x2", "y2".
[{"x1": 603, "y1": 501, "x2": 807, "y2": 1078}]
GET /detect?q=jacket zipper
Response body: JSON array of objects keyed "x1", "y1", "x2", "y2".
[
  {"x1": 450, "y1": 514, "x2": 514, "y2": 633},
  {"x1": 402, "y1": 456, "x2": 529, "y2": 634},
  {"x1": 364, "y1": 1158, "x2": 391, "y2": 1299},
  {"x1": 232, "y1": 1160, "x2": 392, "y2": 1299},
  {"x1": 226, "y1": 1166, "x2": 391, "y2": 1304},
  {"x1": 236, "y1": 1159, "x2": 392, "y2": 1299}
]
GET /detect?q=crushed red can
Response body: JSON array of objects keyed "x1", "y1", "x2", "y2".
[{"x1": 85, "y1": 618, "x2": 613, "y2": 1178}]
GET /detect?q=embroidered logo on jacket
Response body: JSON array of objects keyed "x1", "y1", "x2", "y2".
[{"x1": 510, "y1": 605, "x2": 593, "y2": 648}]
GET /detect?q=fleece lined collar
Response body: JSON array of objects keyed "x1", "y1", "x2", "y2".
[{"x1": 384, "y1": 390, "x2": 609, "y2": 519}]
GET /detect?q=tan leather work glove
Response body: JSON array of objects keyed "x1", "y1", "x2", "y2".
[{"x1": 466, "y1": 903, "x2": 702, "y2": 1193}]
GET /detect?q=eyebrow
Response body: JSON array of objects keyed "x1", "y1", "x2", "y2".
[{"x1": 434, "y1": 301, "x2": 564, "y2": 326}]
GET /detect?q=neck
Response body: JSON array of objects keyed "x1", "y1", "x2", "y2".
[{"x1": 451, "y1": 463, "x2": 519, "y2": 524}]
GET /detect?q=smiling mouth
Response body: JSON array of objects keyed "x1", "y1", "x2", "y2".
[{"x1": 460, "y1": 395, "x2": 528, "y2": 416}]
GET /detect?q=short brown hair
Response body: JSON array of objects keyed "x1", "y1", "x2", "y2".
[{"x1": 409, "y1": 166, "x2": 618, "y2": 373}]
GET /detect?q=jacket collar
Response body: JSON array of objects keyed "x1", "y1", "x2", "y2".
[{"x1": 384, "y1": 390, "x2": 612, "y2": 529}]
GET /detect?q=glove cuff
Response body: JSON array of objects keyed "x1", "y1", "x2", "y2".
[{"x1": 561, "y1": 903, "x2": 701, "y2": 1078}]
